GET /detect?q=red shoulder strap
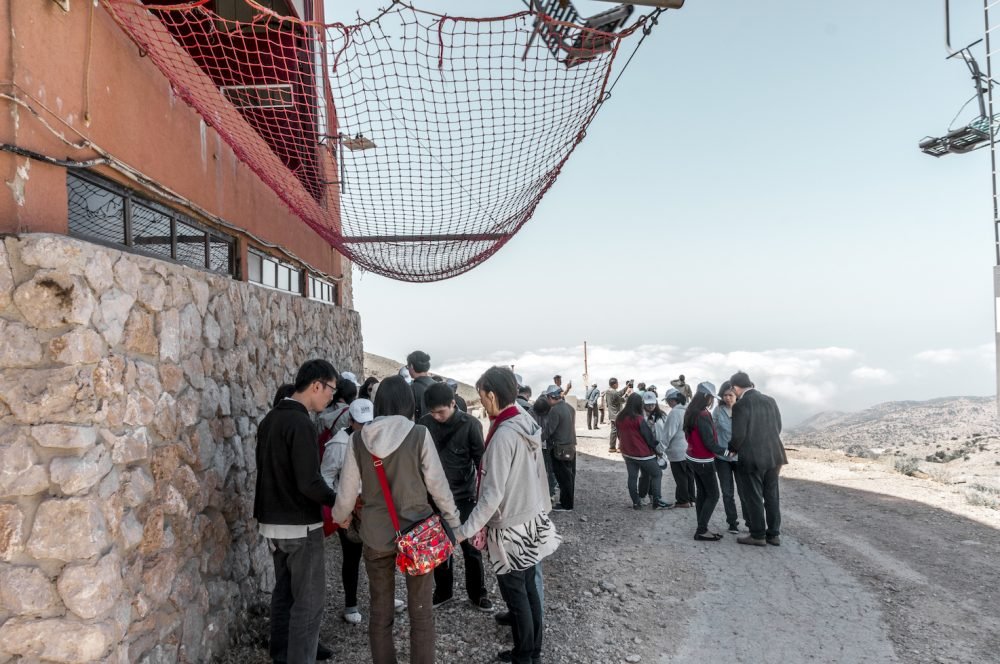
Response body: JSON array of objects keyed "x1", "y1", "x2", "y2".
[{"x1": 371, "y1": 454, "x2": 401, "y2": 537}]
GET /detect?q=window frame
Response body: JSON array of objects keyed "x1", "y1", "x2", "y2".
[{"x1": 67, "y1": 170, "x2": 237, "y2": 277}]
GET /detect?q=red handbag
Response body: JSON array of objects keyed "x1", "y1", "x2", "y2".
[{"x1": 371, "y1": 454, "x2": 454, "y2": 576}]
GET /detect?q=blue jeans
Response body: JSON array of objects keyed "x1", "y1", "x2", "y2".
[
  {"x1": 268, "y1": 528, "x2": 326, "y2": 664},
  {"x1": 624, "y1": 456, "x2": 663, "y2": 504}
]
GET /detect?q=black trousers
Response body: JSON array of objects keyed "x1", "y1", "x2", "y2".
[
  {"x1": 434, "y1": 497, "x2": 487, "y2": 601},
  {"x1": 336, "y1": 527, "x2": 363, "y2": 607},
  {"x1": 668, "y1": 459, "x2": 695, "y2": 504},
  {"x1": 714, "y1": 458, "x2": 741, "y2": 529},
  {"x1": 586, "y1": 405, "x2": 599, "y2": 428},
  {"x1": 541, "y1": 448, "x2": 557, "y2": 497},
  {"x1": 496, "y1": 565, "x2": 543, "y2": 664},
  {"x1": 735, "y1": 465, "x2": 782, "y2": 540},
  {"x1": 599, "y1": 407, "x2": 605, "y2": 423},
  {"x1": 550, "y1": 455, "x2": 575, "y2": 509},
  {"x1": 690, "y1": 460, "x2": 720, "y2": 534}
]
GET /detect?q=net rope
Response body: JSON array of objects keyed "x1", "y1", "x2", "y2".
[{"x1": 102, "y1": 0, "x2": 655, "y2": 281}]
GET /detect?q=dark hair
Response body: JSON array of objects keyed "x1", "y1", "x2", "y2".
[
  {"x1": 272, "y1": 383, "x2": 295, "y2": 408},
  {"x1": 609, "y1": 377, "x2": 618, "y2": 386},
  {"x1": 475, "y1": 366, "x2": 518, "y2": 409},
  {"x1": 683, "y1": 392, "x2": 713, "y2": 434},
  {"x1": 424, "y1": 382, "x2": 456, "y2": 410},
  {"x1": 645, "y1": 399, "x2": 666, "y2": 421},
  {"x1": 373, "y1": 375, "x2": 415, "y2": 418},
  {"x1": 360, "y1": 376, "x2": 379, "y2": 400},
  {"x1": 293, "y1": 359, "x2": 337, "y2": 393},
  {"x1": 637, "y1": 383, "x2": 646, "y2": 391},
  {"x1": 431, "y1": 375, "x2": 444, "y2": 382},
  {"x1": 335, "y1": 378, "x2": 358, "y2": 405},
  {"x1": 730, "y1": 371, "x2": 753, "y2": 389},
  {"x1": 518, "y1": 384, "x2": 532, "y2": 397},
  {"x1": 616, "y1": 392, "x2": 645, "y2": 424},
  {"x1": 553, "y1": 374, "x2": 561, "y2": 381},
  {"x1": 407, "y1": 350, "x2": 431, "y2": 373},
  {"x1": 666, "y1": 392, "x2": 687, "y2": 406},
  {"x1": 532, "y1": 395, "x2": 551, "y2": 416},
  {"x1": 718, "y1": 380, "x2": 734, "y2": 397}
]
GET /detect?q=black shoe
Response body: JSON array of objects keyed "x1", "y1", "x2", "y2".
[
  {"x1": 632, "y1": 502, "x2": 642, "y2": 510},
  {"x1": 728, "y1": 524, "x2": 740, "y2": 534},
  {"x1": 652, "y1": 500, "x2": 672, "y2": 509},
  {"x1": 497, "y1": 650, "x2": 514, "y2": 662},
  {"x1": 316, "y1": 642, "x2": 333, "y2": 661},
  {"x1": 494, "y1": 611, "x2": 513, "y2": 626},
  {"x1": 473, "y1": 596, "x2": 494, "y2": 612},
  {"x1": 552, "y1": 505, "x2": 573, "y2": 512},
  {"x1": 432, "y1": 593, "x2": 453, "y2": 608}
]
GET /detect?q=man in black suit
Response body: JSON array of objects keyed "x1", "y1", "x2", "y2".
[{"x1": 728, "y1": 371, "x2": 787, "y2": 547}]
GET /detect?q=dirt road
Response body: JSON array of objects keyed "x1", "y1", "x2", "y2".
[{"x1": 223, "y1": 423, "x2": 1000, "y2": 664}]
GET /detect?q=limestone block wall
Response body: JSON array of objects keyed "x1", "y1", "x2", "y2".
[{"x1": 0, "y1": 234, "x2": 363, "y2": 663}]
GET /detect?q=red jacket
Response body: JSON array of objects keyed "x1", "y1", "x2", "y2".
[
  {"x1": 617, "y1": 415, "x2": 657, "y2": 458},
  {"x1": 685, "y1": 410, "x2": 721, "y2": 461}
]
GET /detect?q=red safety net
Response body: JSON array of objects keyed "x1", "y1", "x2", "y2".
[{"x1": 101, "y1": 0, "x2": 655, "y2": 281}]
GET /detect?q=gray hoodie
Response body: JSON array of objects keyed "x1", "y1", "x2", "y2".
[
  {"x1": 332, "y1": 415, "x2": 460, "y2": 552},
  {"x1": 663, "y1": 404, "x2": 687, "y2": 462},
  {"x1": 455, "y1": 409, "x2": 550, "y2": 540}
]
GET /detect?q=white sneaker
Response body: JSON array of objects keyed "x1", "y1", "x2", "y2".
[
  {"x1": 343, "y1": 607, "x2": 363, "y2": 624},
  {"x1": 394, "y1": 599, "x2": 406, "y2": 613}
]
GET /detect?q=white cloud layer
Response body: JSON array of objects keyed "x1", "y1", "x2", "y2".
[
  {"x1": 850, "y1": 366, "x2": 896, "y2": 385},
  {"x1": 914, "y1": 344, "x2": 994, "y2": 365},
  {"x1": 435, "y1": 344, "x2": 861, "y2": 409}
]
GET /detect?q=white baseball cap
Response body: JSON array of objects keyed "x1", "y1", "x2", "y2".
[
  {"x1": 348, "y1": 398, "x2": 374, "y2": 424},
  {"x1": 342, "y1": 371, "x2": 360, "y2": 386}
]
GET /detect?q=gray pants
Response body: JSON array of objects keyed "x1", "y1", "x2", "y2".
[
  {"x1": 624, "y1": 456, "x2": 663, "y2": 504},
  {"x1": 714, "y1": 458, "x2": 741, "y2": 529},
  {"x1": 268, "y1": 528, "x2": 326, "y2": 664}
]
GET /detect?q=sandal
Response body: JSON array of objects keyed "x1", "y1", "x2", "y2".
[{"x1": 693, "y1": 532, "x2": 723, "y2": 541}]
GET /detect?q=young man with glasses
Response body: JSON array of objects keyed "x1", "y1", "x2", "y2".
[{"x1": 254, "y1": 359, "x2": 340, "y2": 663}]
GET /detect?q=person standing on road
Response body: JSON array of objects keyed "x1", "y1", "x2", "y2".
[
  {"x1": 553, "y1": 374, "x2": 572, "y2": 398},
  {"x1": 254, "y1": 359, "x2": 340, "y2": 664},
  {"x1": 544, "y1": 385, "x2": 577, "y2": 511},
  {"x1": 407, "y1": 350, "x2": 436, "y2": 421},
  {"x1": 455, "y1": 366, "x2": 560, "y2": 664},
  {"x1": 670, "y1": 374, "x2": 694, "y2": 403},
  {"x1": 605, "y1": 377, "x2": 629, "y2": 453},
  {"x1": 663, "y1": 389, "x2": 694, "y2": 509},
  {"x1": 419, "y1": 382, "x2": 492, "y2": 612},
  {"x1": 617, "y1": 393, "x2": 669, "y2": 509},
  {"x1": 599, "y1": 389, "x2": 607, "y2": 424},
  {"x1": 331, "y1": 375, "x2": 462, "y2": 664},
  {"x1": 712, "y1": 381, "x2": 742, "y2": 534},
  {"x1": 728, "y1": 371, "x2": 787, "y2": 547},
  {"x1": 683, "y1": 383, "x2": 726, "y2": 541},
  {"x1": 585, "y1": 383, "x2": 601, "y2": 430}
]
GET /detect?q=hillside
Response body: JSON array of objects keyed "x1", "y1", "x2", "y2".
[{"x1": 785, "y1": 395, "x2": 1000, "y2": 491}]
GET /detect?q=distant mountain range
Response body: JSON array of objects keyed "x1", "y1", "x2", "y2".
[{"x1": 785, "y1": 396, "x2": 1000, "y2": 450}]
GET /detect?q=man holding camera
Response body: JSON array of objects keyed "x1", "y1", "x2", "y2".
[{"x1": 604, "y1": 377, "x2": 631, "y2": 453}]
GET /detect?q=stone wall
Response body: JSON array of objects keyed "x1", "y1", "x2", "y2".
[{"x1": 0, "y1": 234, "x2": 363, "y2": 663}]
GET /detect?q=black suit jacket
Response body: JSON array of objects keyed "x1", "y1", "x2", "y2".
[{"x1": 729, "y1": 388, "x2": 787, "y2": 472}]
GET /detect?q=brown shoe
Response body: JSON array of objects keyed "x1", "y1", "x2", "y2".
[
  {"x1": 669, "y1": 502, "x2": 693, "y2": 509},
  {"x1": 766, "y1": 536, "x2": 781, "y2": 546},
  {"x1": 737, "y1": 535, "x2": 767, "y2": 547}
]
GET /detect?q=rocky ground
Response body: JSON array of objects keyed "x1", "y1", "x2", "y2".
[{"x1": 221, "y1": 416, "x2": 1000, "y2": 664}]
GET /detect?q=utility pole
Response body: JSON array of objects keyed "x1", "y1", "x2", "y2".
[{"x1": 583, "y1": 341, "x2": 589, "y2": 388}]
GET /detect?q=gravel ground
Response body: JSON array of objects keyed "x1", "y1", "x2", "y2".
[{"x1": 220, "y1": 423, "x2": 1000, "y2": 664}]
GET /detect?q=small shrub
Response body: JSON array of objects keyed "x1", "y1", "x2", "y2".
[
  {"x1": 894, "y1": 456, "x2": 920, "y2": 476},
  {"x1": 966, "y1": 490, "x2": 1000, "y2": 510}
]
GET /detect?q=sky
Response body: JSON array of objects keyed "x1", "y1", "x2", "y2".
[{"x1": 333, "y1": 0, "x2": 999, "y2": 424}]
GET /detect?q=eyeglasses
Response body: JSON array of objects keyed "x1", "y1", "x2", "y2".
[{"x1": 319, "y1": 381, "x2": 336, "y2": 392}]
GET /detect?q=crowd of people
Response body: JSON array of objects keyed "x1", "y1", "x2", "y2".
[{"x1": 253, "y1": 352, "x2": 786, "y2": 664}]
